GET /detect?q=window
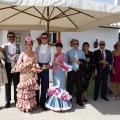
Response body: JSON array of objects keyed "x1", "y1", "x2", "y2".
[{"x1": 49, "y1": 32, "x2": 61, "y2": 46}]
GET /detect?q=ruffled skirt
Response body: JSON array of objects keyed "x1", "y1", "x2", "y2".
[
  {"x1": 16, "y1": 79, "x2": 39, "y2": 112},
  {"x1": 45, "y1": 87, "x2": 72, "y2": 111}
]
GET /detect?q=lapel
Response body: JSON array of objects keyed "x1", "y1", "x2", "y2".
[
  {"x1": 98, "y1": 49, "x2": 108, "y2": 60},
  {"x1": 98, "y1": 49, "x2": 103, "y2": 59},
  {"x1": 105, "y1": 49, "x2": 107, "y2": 60}
]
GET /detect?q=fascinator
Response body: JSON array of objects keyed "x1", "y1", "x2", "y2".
[
  {"x1": 26, "y1": 36, "x2": 32, "y2": 41},
  {"x1": 25, "y1": 36, "x2": 34, "y2": 43},
  {"x1": 56, "y1": 39, "x2": 63, "y2": 47},
  {"x1": 56, "y1": 39, "x2": 62, "y2": 43}
]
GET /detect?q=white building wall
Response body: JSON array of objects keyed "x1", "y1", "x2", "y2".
[
  {"x1": 114, "y1": 0, "x2": 120, "y2": 5},
  {"x1": 31, "y1": 30, "x2": 44, "y2": 51},
  {"x1": 2, "y1": 31, "x2": 8, "y2": 44},
  {"x1": 31, "y1": 27, "x2": 119, "y2": 54},
  {"x1": 0, "y1": 27, "x2": 119, "y2": 81},
  {"x1": 0, "y1": 28, "x2": 118, "y2": 52},
  {"x1": 114, "y1": 0, "x2": 118, "y2": 5},
  {"x1": 0, "y1": 31, "x2": 2, "y2": 45},
  {"x1": 9, "y1": 30, "x2": 30, "y2": 51},
  {"x1": 0, "y1": 30, "x2": 30, "y2": 50},
  {"x1": 0, "y1": 30, "x2": 8, "y2": 46},
  {"x1": 30, "y1": 27, "x2": 119, "y2": 81},
  {"x1": 61, "y1": 27, "x2": 119, "y2": 53}
]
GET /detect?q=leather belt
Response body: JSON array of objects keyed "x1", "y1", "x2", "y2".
[
  {"x1": 72, "y1": 70, "x2": 79, "y2": 72},
  {"x1": 39, "y1": 63, "x2": 49, "y2": 67}
]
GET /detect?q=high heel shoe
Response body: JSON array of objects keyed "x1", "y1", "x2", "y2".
[
  {"x1": 112, "y1": 95, "x2": 116, "y2": 100},
  {"x1": 117, "y1": 95, "x2": 120, "y2": 100},
  {"x1": 83, "y1": 99, "x2": 88, "y2": 102}
]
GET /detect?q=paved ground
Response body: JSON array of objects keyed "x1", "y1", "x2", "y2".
[{"x1": 0, "y1": 85, "x2": 120, "y2": 120}]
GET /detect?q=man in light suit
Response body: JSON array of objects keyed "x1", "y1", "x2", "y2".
[
  {"x1": 94, "y1": 41, "x2": 113, "y2": 101},
  {"x1": 35, "y1": 32, "x2": 54, "y2": 111},
  {"x1": 1, "y1": 32, "x2": 23, "y2": 108}
]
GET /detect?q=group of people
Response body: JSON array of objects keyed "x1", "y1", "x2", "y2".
[{"x1": 0, "y1": 31, "x2": 120, "y2": 112}]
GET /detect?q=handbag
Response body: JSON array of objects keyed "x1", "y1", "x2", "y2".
[{"x1": 0, "y1": 63, "x2": 8, "y2": 85}]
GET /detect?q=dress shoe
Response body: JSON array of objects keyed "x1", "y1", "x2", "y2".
[
  {"x1": 94, "y1": 97, "x2": 97, "y2": 101},
  {"x1": 41, "y1": 106, "x2": 48, "y2": 111},
  {"x1": 36, "y1": 101, "x2": 40, "y2": 106},
  {"x1": 15, "y1": 101, "x2": 17, "y2": 107},
  {"x1": 40, "y1": 104, "x2": 48, "y2": 111},
  {"x1": 81, "y1": 100, "x2": 83, "y2": 102},
  {"x1": 83, "y1": 99, "x2": 88, "y2": 102},
  {"x1": 101, "y1": 97, "x2": 109, "y2": 101},
  {"x1": 70, "y1": 99, "x2": 72, "y2": 102},
  {"x1": 5, "y1": 102, "x2": 10, "y2": 108},
  {"x1": 76, "y1": 101, "x2": 84, "y2": 107},
  {"x1": 23, "y1": 110, "x2": 26, "y2": 113}
]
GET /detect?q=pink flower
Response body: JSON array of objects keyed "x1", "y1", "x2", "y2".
[
  {"x1": 26, "y1": 36, "x2": 32, "y2": 42},
  {"x1": 56, "y1": 39, "x2": 61, "y2": 43},
  {"x1": 48, "y1": 88, "x2": 56, "y2": 96},
  {"x1": 61, "y1": 92, "x2": 68, "y2": 100},
  {"x1": 55, "y1": 90, "x2": 58, "y2": 96}
]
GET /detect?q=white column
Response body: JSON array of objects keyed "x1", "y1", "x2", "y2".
[
  {"x1": 0, "y1": 31, "x2": 3, "y2": 46},
  {"x1": 118, "y1": 0, "x2": 120, "y2": 4},
  {"x1": 2, "y1": 30, "x2": 8, "y2": 44},
  {"x1": 30, "y1": 30, "x2": 44, "y2": 51},
  {"x1": 114, "y1": 0, "x2": 120, "y2": 5}
]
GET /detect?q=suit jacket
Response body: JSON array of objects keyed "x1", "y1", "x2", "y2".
[
  {"x1": 94, "y1": 49, "x2": 113, "y2": 74},
  {"x1": 78, "y1": 59, "x2": 86, "y2": 83}
]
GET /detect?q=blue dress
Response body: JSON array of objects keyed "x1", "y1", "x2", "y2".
[{"x1": 45, "y1": 53, "x2": 72, "y2": 111}]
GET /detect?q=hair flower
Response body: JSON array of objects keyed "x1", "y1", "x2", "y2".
[
  {"x1": 26, "y1": 36, "x2": 32, "y2": 41},
  {"x1": 56, "y1": 39, "x2": 61, "y2": 43}
]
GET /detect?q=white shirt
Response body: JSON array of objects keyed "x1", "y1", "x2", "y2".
[
  {"x1": 74, "y1": 50, "x2": 79, "y2": 69},
  {"x1": 36, "y1": 44, "x2": 54, "y2": 66},
  {"x1": 1, "y1": 42, "x2": 23, "y2": 54},
  {"x1": 40, "y1": 44, "x2": 49, "y2": 54}
]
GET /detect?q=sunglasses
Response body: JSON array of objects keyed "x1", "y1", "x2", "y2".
[
  {"x1": 73, "y1": 43, "x2": 79, "y2": 45},
  {"x1": 99, "y1": 44, "x2": 105, "y2": 46},
  {"x1": 8, "y1": 36, "x2": 15, "y2": 39},
  {"x1": 116, "y1": 44, "x2": 120, "y2": 46},
  {"x1": 41, "y1": 37, "x2": 48, "y2": 40}
]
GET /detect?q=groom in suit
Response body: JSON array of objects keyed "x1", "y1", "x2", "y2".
[{"x1": 94, "y1": 41, "x2": 112, "y2": 101}]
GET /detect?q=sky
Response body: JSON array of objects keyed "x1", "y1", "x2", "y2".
[{"x1": 93, "y1": 0, "x2": 114, "y2": 4}]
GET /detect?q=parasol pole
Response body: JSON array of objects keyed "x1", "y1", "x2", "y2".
[{"x1": 47, "y1": 6, "x2": 49, "y2": 35}]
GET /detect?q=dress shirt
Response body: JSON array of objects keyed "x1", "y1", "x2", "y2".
[
  {"x1": 66, "y1": 49, "x2": 86, "y2": 71},
  {"x1": 1, "y1": 42, "x2": 23, "y2": 54},
  {"x1": 38, "y1": 44, "x2": 54, "y2": 66},
  {"x1": 100, "y1": 49, "x2": 106, "y2": 59},
  {"x1": 40, "y1": 44, "x2": 48, "y2": 54},
  {"x1": 74, "y1": 50, "x2": 79, "y2": 69}
]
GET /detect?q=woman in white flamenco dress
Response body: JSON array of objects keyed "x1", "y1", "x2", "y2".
[{"x1": 12, "y1": 36, "x2": 42, "y2": 112}]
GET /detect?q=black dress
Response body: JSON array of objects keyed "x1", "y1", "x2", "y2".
[{"x1": 83, "y1": 51, "x2": 95, "y2": 92}]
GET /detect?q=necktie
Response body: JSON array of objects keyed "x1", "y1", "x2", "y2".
[
  {"x1": 75, "y1": 51, "x2": 79, "y2": 69},
  {"x1": 101, "y1": 50, "x2": 106, "y2": 68}
]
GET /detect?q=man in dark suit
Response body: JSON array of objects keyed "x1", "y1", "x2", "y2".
[
  {"x1": 94, "y1": 41, "x2": 112, "y2": 101},
  {"x1": 66, "y1": 39, "x2": 86, "y2": 106}
]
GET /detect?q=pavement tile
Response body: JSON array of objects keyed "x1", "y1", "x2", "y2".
[{"x1": 0, "y1": 86, "x2": 120, "y2": 120}]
